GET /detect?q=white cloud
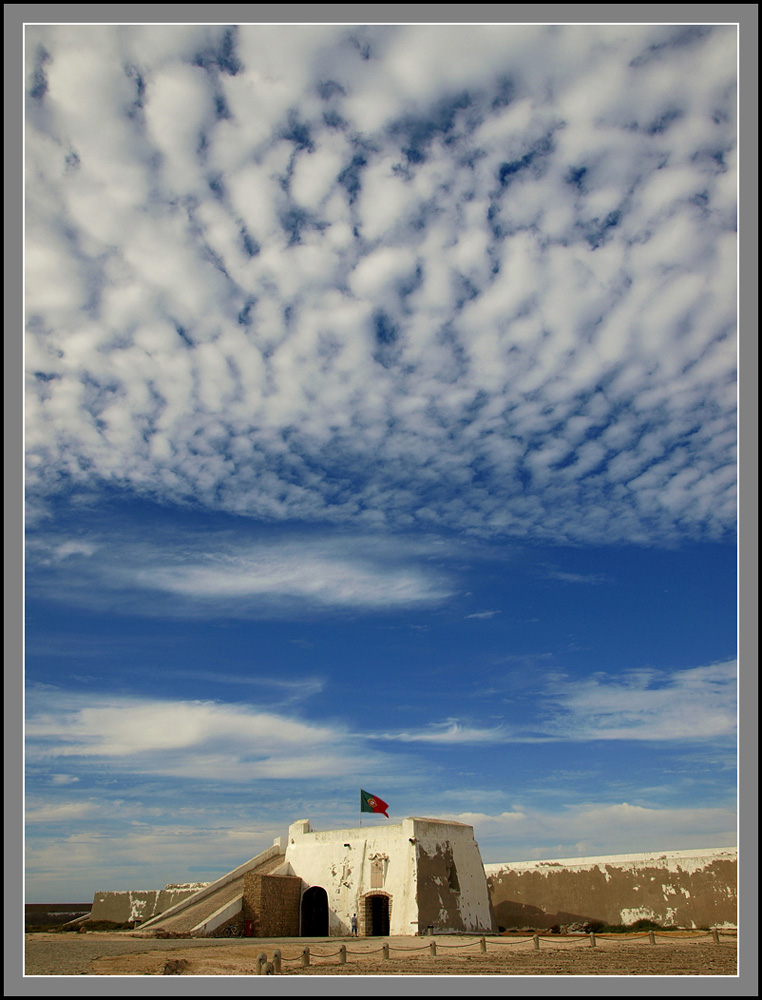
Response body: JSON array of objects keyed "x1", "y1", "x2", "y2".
[
  {"x1": 27, "y1": 528, "x2": 454, "y2": 614},
  {"x1": 384, "y1": 720, "x2": 508, "y2": 744},
  {"x1": 25, "y1": 799, "x2": 97, "y2": 823},
  {"x1": 542, "y1": 661, "x2": 737, "y2": 742},
  {"x1": 24, "y1": 25, "x2": 737, "y2": 546},
  {"x1": 452, "y1": 801, "x2": 736, "y2": 859},
  {"x1": 26, "y1": 692, "x2": 392, "y2": 782},
  {"x1": 382, "y1": 661, "x2": 737, "y2": 746}
]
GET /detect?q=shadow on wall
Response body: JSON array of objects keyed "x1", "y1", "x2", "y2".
[{"x1": 493, "y1": 899, "x2": 593, "y2": 930}]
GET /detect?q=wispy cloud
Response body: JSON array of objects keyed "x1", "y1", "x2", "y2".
[
  {"x1": 541, "y1": 568, "x2": 611, "y2": 585},
  {"x1": 25, "y1": 799, "x2": 98, "y2": 823},
  {"x1": 26, "y1": 528, "x2": 454, "y2": 615},
  {"x1": 382, "y1": 719, "x2": 508, "y2": 744},
  {"x1": 26, "y1": 691, "x2": 394, "y2": 782},
  {"x1": 383, "y1": 661, "x2": 737, "y2": 745},
  {"x1": 465, "y1": 609, "x2": 501, "y2": 619},
  {"x1": 453, "y1": 801, "x2": 737, "y2": 859},
  {"x1": 541, "y1": 660, "x2": 737, "y2": 741}
]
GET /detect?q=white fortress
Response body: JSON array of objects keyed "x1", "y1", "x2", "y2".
[
  {"x1": 87, "y1": 819, "x2": 736, "y2": 936},
  {"x1": 283, "y1": 816, "x2": 496, "y2": 936}
]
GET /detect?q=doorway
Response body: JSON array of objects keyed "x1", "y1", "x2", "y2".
[
  {"x1": 301, "y1": 885, "x2": 329, "y2": 936},
  {"x1": 364, "y1": 893, "x2": 390, "y2": 936}
]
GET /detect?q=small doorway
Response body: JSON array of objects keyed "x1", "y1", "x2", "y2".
[
  {"x1": 365, "y1": 893, "x2": 390, "y2": 936},
  {"x1": 301, "y1": 886, "x2": 329, "y2": 936}
]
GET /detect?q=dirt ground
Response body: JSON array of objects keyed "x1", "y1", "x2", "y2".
[{"x1": 26, "y1": 931, "x2": 738, "y2": 977}]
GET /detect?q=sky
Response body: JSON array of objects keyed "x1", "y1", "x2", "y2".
[{"x1": 23, "y1": 22, "x2": 738, "y2": 903}]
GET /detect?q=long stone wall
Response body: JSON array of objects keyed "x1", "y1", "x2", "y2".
[
  {"x1": 485, "y1": 848, "x2": 737, "y2": 930},
  {"x1": 89, "y1": 883, "x2": 209, "y2": 925}
]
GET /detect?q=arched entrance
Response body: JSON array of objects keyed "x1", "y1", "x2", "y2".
[
  {"x1": 300, "y1": 885, "x2": 329, "y2": 936},
  {"x1": 364, "y1": 893, "x2": 390, "y2": 936}
]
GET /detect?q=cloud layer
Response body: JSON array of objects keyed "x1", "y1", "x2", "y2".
[{"x1": 25, "y1": 24, "x2": 737, "y2": 544}]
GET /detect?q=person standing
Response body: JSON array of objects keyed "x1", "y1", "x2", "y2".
[{"x1": 351, "y1": 913, "x2": 358, "y2": 936}]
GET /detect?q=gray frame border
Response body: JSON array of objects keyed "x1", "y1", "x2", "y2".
[{"x1": 6, "y1": 4, "x2": 757, "y2": 996}]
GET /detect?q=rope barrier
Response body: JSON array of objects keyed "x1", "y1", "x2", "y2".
[
  {"x1": 654, "y1": 930, "x2": 713, "y2": 939},
  {"x1": 253, "y1": 931, "x2": 736, "y2": 974},
  {"x1": 485, "y1": 935, "x2": 539, "y2": 947},
  {"x1": 385, "y1": 943, "x2": 434, "y2": 953},
  {"x1": 520, "y1": 936, "x2": 592, "y2": 949},
  {"x1": 596, "y1": 932, "x2": 652, "y2": 940}
]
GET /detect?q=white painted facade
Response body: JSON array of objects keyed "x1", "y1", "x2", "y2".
[{"x1": 278, "y1": 816, "x2": 495, "y2": 936}]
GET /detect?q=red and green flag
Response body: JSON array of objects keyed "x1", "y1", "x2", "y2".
[{"x1": 361, "y1": 789, "x2": 389, "y2": 818}]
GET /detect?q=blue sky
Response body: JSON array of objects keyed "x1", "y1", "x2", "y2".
[{"x1": 24, "y1": 23, "x2": 737, "y2": 902}]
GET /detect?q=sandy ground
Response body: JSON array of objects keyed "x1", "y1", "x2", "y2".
[{"x1": 25, "y1": 931, "x2": 738, "y2": 977}]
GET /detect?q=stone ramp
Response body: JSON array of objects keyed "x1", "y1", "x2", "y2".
[{"x1": 141, "y1": 845, "x2": 286, "y2": 934}]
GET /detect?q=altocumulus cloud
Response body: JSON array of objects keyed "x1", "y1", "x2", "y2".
[{"x1": 25, "y1": 24, "x2": 736, "y2": 545}]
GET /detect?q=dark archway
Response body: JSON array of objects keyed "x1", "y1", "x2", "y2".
[
  {"x1": 301, "y1": 885, "x2": 329, "y2": 936},
  {"x1": 365, "y1": 894, "x2": 390, "y2": 936}
]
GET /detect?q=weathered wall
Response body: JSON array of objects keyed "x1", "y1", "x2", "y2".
[
  {"x1": 89, "y1": 883, "x2": 209, "y2": 925},
  {"x1": 243, "y1": 872, "x2": 302, "y2": 937},
  {"x1": 414, "y1": 818, "x2": 497, "y2": 934},
  {"x1": 485, "y1": 848, "x2": 737, "y2": 929}
]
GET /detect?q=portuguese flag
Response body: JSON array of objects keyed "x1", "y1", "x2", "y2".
[{"x1": 361, "y1": 789, "x2": 389, "y2": 818}]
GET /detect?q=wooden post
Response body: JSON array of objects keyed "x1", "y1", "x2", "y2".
[
  {"x1": 429, "y1": 940, "x2": 437, "y2": 956},
  {"x1": 590, "y1": 931, "x2": 596, "y2": 948},
  {"x1": 480, "y1": 936, "x2": 487, "y2": 953},
  {"x1": 256, "y1": 953, "x2": 267, "y2": 974},
  {"x1": 301, "y1": 946, "x2": 310, "y2": 967},
  {"x1": 649, "y1": 931, "x2": 655, "y2": 945},
  {"x1": 382, "y1": 943, "x2": 390, "y2": 960},
  {"x1": 533, "y1": 934, "x2": 540, "y2": 950},
  {"x1": 272, "y1": 949, "x2": 282, "y2": 973},
  {"x1": 339, "y1": 945, "x2": 346, "y2": 965},
  {"x1": 712, "y1": 928, "x2": 720, "y2": 944}
]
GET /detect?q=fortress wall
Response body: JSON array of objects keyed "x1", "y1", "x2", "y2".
[
  {"x1": 414, "y1": 818, "x2": 496, "y2": 934},
  {"x1": 89, "y1": 883, "x2": 209, "y2": 925},
  {"x1": 485, "y1": 848, "x2": 737, "y2": 929}
]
